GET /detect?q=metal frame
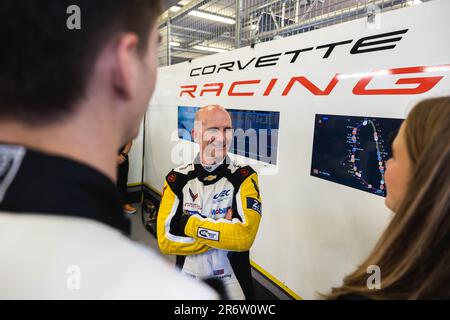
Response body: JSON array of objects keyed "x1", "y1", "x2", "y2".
[{"x1": 158, "y1": 0, "x2": 430, "y2": 66}]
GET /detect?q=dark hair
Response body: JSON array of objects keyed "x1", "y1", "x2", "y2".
[
  {"x1": 326, "y1": 96, "x2": 450, "y2": 299},
  {"x1": 0, "y1": 0, "x2": 162, "y2": 125}
]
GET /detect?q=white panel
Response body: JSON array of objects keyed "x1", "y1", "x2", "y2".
[
  {"x1": 127, "y1": 122, "x2": 144, "y2": 185},
  {"x1": 134, "y1": 0, "x2": 450, "y2": 299}
]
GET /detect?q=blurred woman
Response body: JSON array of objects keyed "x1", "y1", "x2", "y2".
[
  {"x1": 327, "y1": 96, "x2": 450, "y2": 300},
  {"x1": 118, "y1": 141, "x2": 136, "y2": 214}
]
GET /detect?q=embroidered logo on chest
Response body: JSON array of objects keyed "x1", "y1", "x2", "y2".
[
  {"x1": 204, "y1": 175, "x2": 217, "y2": 182},
  {"x1": 189, "y1": 188, "x2": 198, "y2": 201},
  {"x1": 212, "y1": 189, "x2": 231, "y2": 203}
]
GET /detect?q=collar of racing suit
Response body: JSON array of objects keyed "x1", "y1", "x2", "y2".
[
  {"x1": 0, "y1": 143, "x2": 130, "y2": 234},
  {"x1": 193, "y1": 154, "x2": 232, "y2": 184},
  {"x1": 201, "y1": 159, "x2": 223, "y2": 172}
]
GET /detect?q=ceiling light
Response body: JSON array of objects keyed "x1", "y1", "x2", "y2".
[
  {"x1": 193, "y1": 45, "x2": 229, "y2": 53},
  {"x1": 170, "y1": 6, "x2": 181, "y2": 12},
  {"x1": 170, "y1": 42, "x2": 181, "y2": 47},
  {"x1": 424, "y1": 65, "x2": 450, "y2": 73},
  {"x1": 188, "y1": 11, "x2": 235, "y2": 24},
  {"x1": 337, "y1": 70, "x2": 390, "y2": 80}
]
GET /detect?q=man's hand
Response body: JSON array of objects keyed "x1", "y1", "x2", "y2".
[
  {"x1": 117, "y1": 154, "x2": 126, "y2": 164},
  {"x1": 225, "y1": 208, "x2": 233, "y2": 220}
]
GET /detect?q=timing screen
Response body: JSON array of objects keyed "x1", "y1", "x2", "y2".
[
  {"x1": 311, "y1": 114, "x2": 403, "y2": 197},
  {"x1": 178, "y1": 106, "x2": 280, "y2": 165}
]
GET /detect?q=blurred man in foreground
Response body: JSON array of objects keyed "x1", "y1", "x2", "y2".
[{"x1": 0, "y1": 0, "x2": 216, "y2": 299}]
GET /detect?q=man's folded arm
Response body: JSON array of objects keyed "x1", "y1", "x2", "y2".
[
  {"x1": 180, "y1": 173, "x2": 262, "y2": 252},
  {"x1": 157, "y1": 181, "x2": 211, "y2": 255}
]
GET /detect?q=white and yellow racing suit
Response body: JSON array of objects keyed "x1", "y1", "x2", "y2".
[{"x1": 157, "y1": 156, "x2": 262, "y2": 300}]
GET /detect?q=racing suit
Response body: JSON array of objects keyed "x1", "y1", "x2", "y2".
[{"x1": 157, "y1": 155, "x2": 262, "y2": 300}]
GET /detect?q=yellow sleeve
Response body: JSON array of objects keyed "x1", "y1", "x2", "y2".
[
  {"x1": 157, "y1": 182, "x2": 211, "y2": 255},
  {"x1": 183, "y1": 173, "x2": 262, "y2": 252}
]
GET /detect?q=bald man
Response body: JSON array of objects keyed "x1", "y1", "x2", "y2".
[{"x1": 157, "y1": 105, "x2": 262, "y2": 300}]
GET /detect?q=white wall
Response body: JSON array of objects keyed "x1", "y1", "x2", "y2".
[
  {"x1": 129, "y1": 0, "x2": 450, "y2": 299},
  {"x1": 127, "y1": 122, "x2": 144, "y2": 185}
]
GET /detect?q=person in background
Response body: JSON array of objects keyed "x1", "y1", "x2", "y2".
[
  {"x1": 118, "y1": 141, "x2": 136, "y2": 214},
  {"x1": 157, "y1": 105, "x2": 262, "y2": 300},
  {"x1": 0, "y1": 0, "x2": 216, "y2": 299},
  {"x1": 327, "y1": 96, "x2": 450, "y2": 300}
]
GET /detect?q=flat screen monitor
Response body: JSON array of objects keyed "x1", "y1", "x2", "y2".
[
  {"x1": 178, "y1": 106, "x2": 280, "y2": 165},
  {"x1": 311, "y1": 114, "x2": 403, "y2": 197}
]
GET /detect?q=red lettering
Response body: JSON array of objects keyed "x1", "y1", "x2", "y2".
[
  {"x1": 228, "y1": 80, "x2": 261, "y2": 96},
  {"x1": 282, "y1": 75, "x2": 339, "y2": 96},
  {"x1": 180, "y1": 85, "x2": 197, "y2": 98},
  {"x1": 263, "y1": 79, "x2": 278, "y2": 96},
  {"x1": 200, "y1": 83, "x2": 223, "y2": 96},
  {"x1": 179, "y1": 64, "x2": 448, "y2": 98},
  {"x1": 353, "y1": 66, "x2": 444, "y2": 95}
]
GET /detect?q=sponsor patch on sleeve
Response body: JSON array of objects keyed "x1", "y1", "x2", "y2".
[
  {"x1": 197, "y1": 228, "x2": 220, "y2": 241},
  {"x1": 167, "y1": 173, "x2": 177, "y2": 183},
  {"x1": 246, "y1": 197, "x2": 262, "y2": 215}
]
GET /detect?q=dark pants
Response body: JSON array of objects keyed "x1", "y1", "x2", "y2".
[{"x1": 117, "y1": 156, "x2": 129, "y2": 205}]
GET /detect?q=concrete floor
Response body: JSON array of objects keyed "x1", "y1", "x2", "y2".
[
  {"x1": 125, "y1": 204, "x2": 284, "y2": 300},
  {"x1": 125, "y1": 206, "x2": 176, "y2": 265}
]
